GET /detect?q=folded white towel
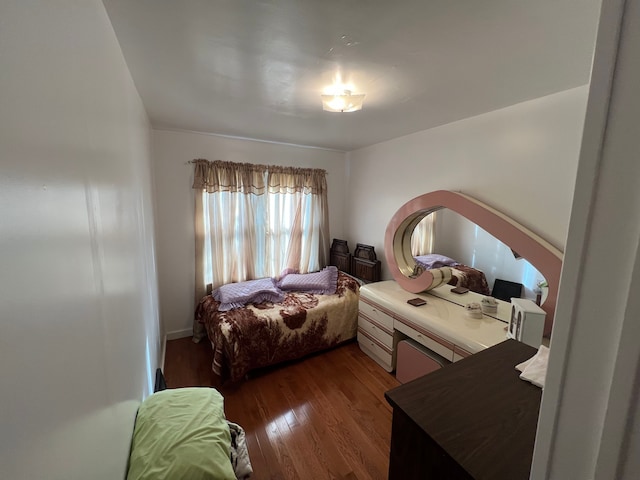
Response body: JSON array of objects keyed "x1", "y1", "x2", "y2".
[
  {"x1": 515, "y1": 355, "x2": 534, "y2": 373},
  {"x1": 515, "y1": 345, "x2": 549, "y2": 389}
]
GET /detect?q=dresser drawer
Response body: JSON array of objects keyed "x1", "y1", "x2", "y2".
[
  {"x1": 394, "y1": 320, "x2": 454, "y2": 362},
  {"x1": 359, "y1": 299, "x2": 394, "y2": 330},
  {"x1": 358, "y1": 314, "x2": 393, "y2": 349},
  {"x1": 357, "y1": 331, "x2": 393, "y2": 372}
]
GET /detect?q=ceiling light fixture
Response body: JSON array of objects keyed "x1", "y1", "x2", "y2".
[{"x1": 321, "y1": 90, "x2": 365, "y2": 113}]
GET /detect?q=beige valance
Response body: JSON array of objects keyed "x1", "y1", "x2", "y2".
[
  {"x1": 192, "y1": 159, "x2": 266, "y2": 194},
  {"x1": 192, "y1": 159, "x2": 327, "y2": 195}
]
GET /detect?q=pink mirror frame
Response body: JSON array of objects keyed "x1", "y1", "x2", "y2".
[{"x1": 384, "y1": 190, "x2": 563, "y2": 336}]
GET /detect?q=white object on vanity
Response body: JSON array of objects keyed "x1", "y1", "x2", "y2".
[
  {"x1": 358, "y1": 281, "x2": 510, "y2": 371},
  {"x1": 507, "y1": 298, "x2": 546, "y2": 348}
]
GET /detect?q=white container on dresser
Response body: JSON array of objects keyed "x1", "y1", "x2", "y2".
[{"x1": 358, "y1": 281, "x2": 510, "y2": 371}]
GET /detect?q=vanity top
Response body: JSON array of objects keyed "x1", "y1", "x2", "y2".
[
  {"x1": 359, "y1": 280, "x2": 509, "y2": 354},
  {"x1": 427, "y1": 285, "x2": 513, "y2": 323}
]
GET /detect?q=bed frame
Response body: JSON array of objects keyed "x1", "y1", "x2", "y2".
[{"x1": 329, "y1": 239, "x2": 352, "y2": 274}]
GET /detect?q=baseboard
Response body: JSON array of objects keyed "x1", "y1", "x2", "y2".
[
  {"x1": 166, "y1": 328, "x2": 193, "y2": 341},
  {"x1": 162, "y1": 329, "x2": 192, "y2": 374}
]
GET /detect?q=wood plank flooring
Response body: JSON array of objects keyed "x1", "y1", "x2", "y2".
[{"x1": 164, "y1": 338, "x2": 400, "y2": 480}]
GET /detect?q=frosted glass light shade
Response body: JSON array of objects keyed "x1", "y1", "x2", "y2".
[{"x1": 321, "y1": 90, "x2": 365, "y2": 112}]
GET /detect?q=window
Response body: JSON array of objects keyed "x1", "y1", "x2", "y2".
[{"x1": 193, "y1": 160, "x2": 329, "y2": 291}]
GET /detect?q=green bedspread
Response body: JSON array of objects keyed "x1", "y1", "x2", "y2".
[{"x1": 127, "y1": 387, "x2": 236, "y2": 480}]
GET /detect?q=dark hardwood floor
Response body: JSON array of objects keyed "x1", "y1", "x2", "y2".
[{"x1": 164, "y1": 338, "x2": 400, "y2": 480}]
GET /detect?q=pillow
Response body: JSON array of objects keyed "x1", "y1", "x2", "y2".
[
  {"x1": 278, "y1": 266, "x2": 338, "y2": 295},
  {"x1": 276, "y1": 267, "x2": 298, "y2": 280},
  {"x1": 213, "y1": 277, "x2": 284, "y2": 311},
  {"x1": 414, "y1": 253, "x2": 459, "y2": 270},
  {"x1": 127, "y1": 387, "x2": 236, "y2": 480}
]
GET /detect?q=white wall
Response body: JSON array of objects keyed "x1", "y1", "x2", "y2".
[
  {"x1": 345, "y1": 86, "x2": 589, "y2": 279},
  {"x1": 0, "y1": 2, "x2": 160, "y2": 479},
  {"x1": 152, "y1": 130, "x2": 347, "y2": 337},
  {"x1": 532, "y1": 0, "x2": 640, "y2": 477}
]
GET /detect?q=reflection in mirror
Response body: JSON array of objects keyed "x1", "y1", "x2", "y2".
[
  {"x1": 410, "y1": 213, "x2": 436, "y2": 256},
  {"x1": 410, "y1": 209, "x2": 548, "y2": 306}
]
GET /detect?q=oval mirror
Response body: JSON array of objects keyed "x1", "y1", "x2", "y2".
[{"x1": 384, "y1": 191, "x2": 562, "y2": 335}]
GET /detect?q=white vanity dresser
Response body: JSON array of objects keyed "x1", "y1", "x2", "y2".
[
  {"x1": 367, "y1": 190, "x2": 563, "y2": 476},
  {"x1": 357, "y1": 281, "x2": 511, "y2": 373},
  {"x1": 359, "y1": 190, "x2": 563, "y2": 376}
]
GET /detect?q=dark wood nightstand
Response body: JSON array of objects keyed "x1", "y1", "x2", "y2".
[{"x1": 385, "y1": 339, "x2": 542, "y2": 479}]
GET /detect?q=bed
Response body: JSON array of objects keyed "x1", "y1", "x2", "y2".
[
  {"x1": 414, "y1": 254, "x2": 491, "y2": 295},
  {"x1": 195, "y1": 270, "x2": 360, "y2": 382}
]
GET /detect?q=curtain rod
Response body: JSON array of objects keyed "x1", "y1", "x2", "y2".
[{"x1": 186, "y1": 159, "x2": 328, "y2": 174}]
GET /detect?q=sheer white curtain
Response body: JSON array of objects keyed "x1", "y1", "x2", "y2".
[
  {"x1": 202, "y1": 189, "x2": 261, "y2": 284},
  {"x1": 267, "y1": 166, "x2": 329, "y2": 274},
  {"x1": 192, "y1": 160, "x2": 329, "y2": 340},
  {"x1": 411, "y1": 212, "x2": 437, "y2": 256}
]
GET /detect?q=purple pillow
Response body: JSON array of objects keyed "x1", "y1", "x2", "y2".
[
  {"x1": 278, "y1": 266, "x2": 338, "y2": 295},
  {"x1": 212, "y1": 277, "x2": 284, "y2": 311},
  {"x1": 414, "y1": 254, "x2": 459, "y2": 270}
]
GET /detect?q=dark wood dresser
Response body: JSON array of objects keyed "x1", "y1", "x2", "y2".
[{"x1": 384, "y1": 339, "x2": 542, "y2": 480}]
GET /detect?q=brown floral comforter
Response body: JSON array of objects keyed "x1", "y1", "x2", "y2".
[
  {"x1": 195, "y1": 272, "x2": 360, "y2": 382},
  {"x1": 448, "y1": 264, "x2": 491, "y2": 295}
]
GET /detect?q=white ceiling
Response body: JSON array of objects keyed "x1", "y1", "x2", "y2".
[{"x1": 102, "y1": 0, "x2": 600, "y2": 151}]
